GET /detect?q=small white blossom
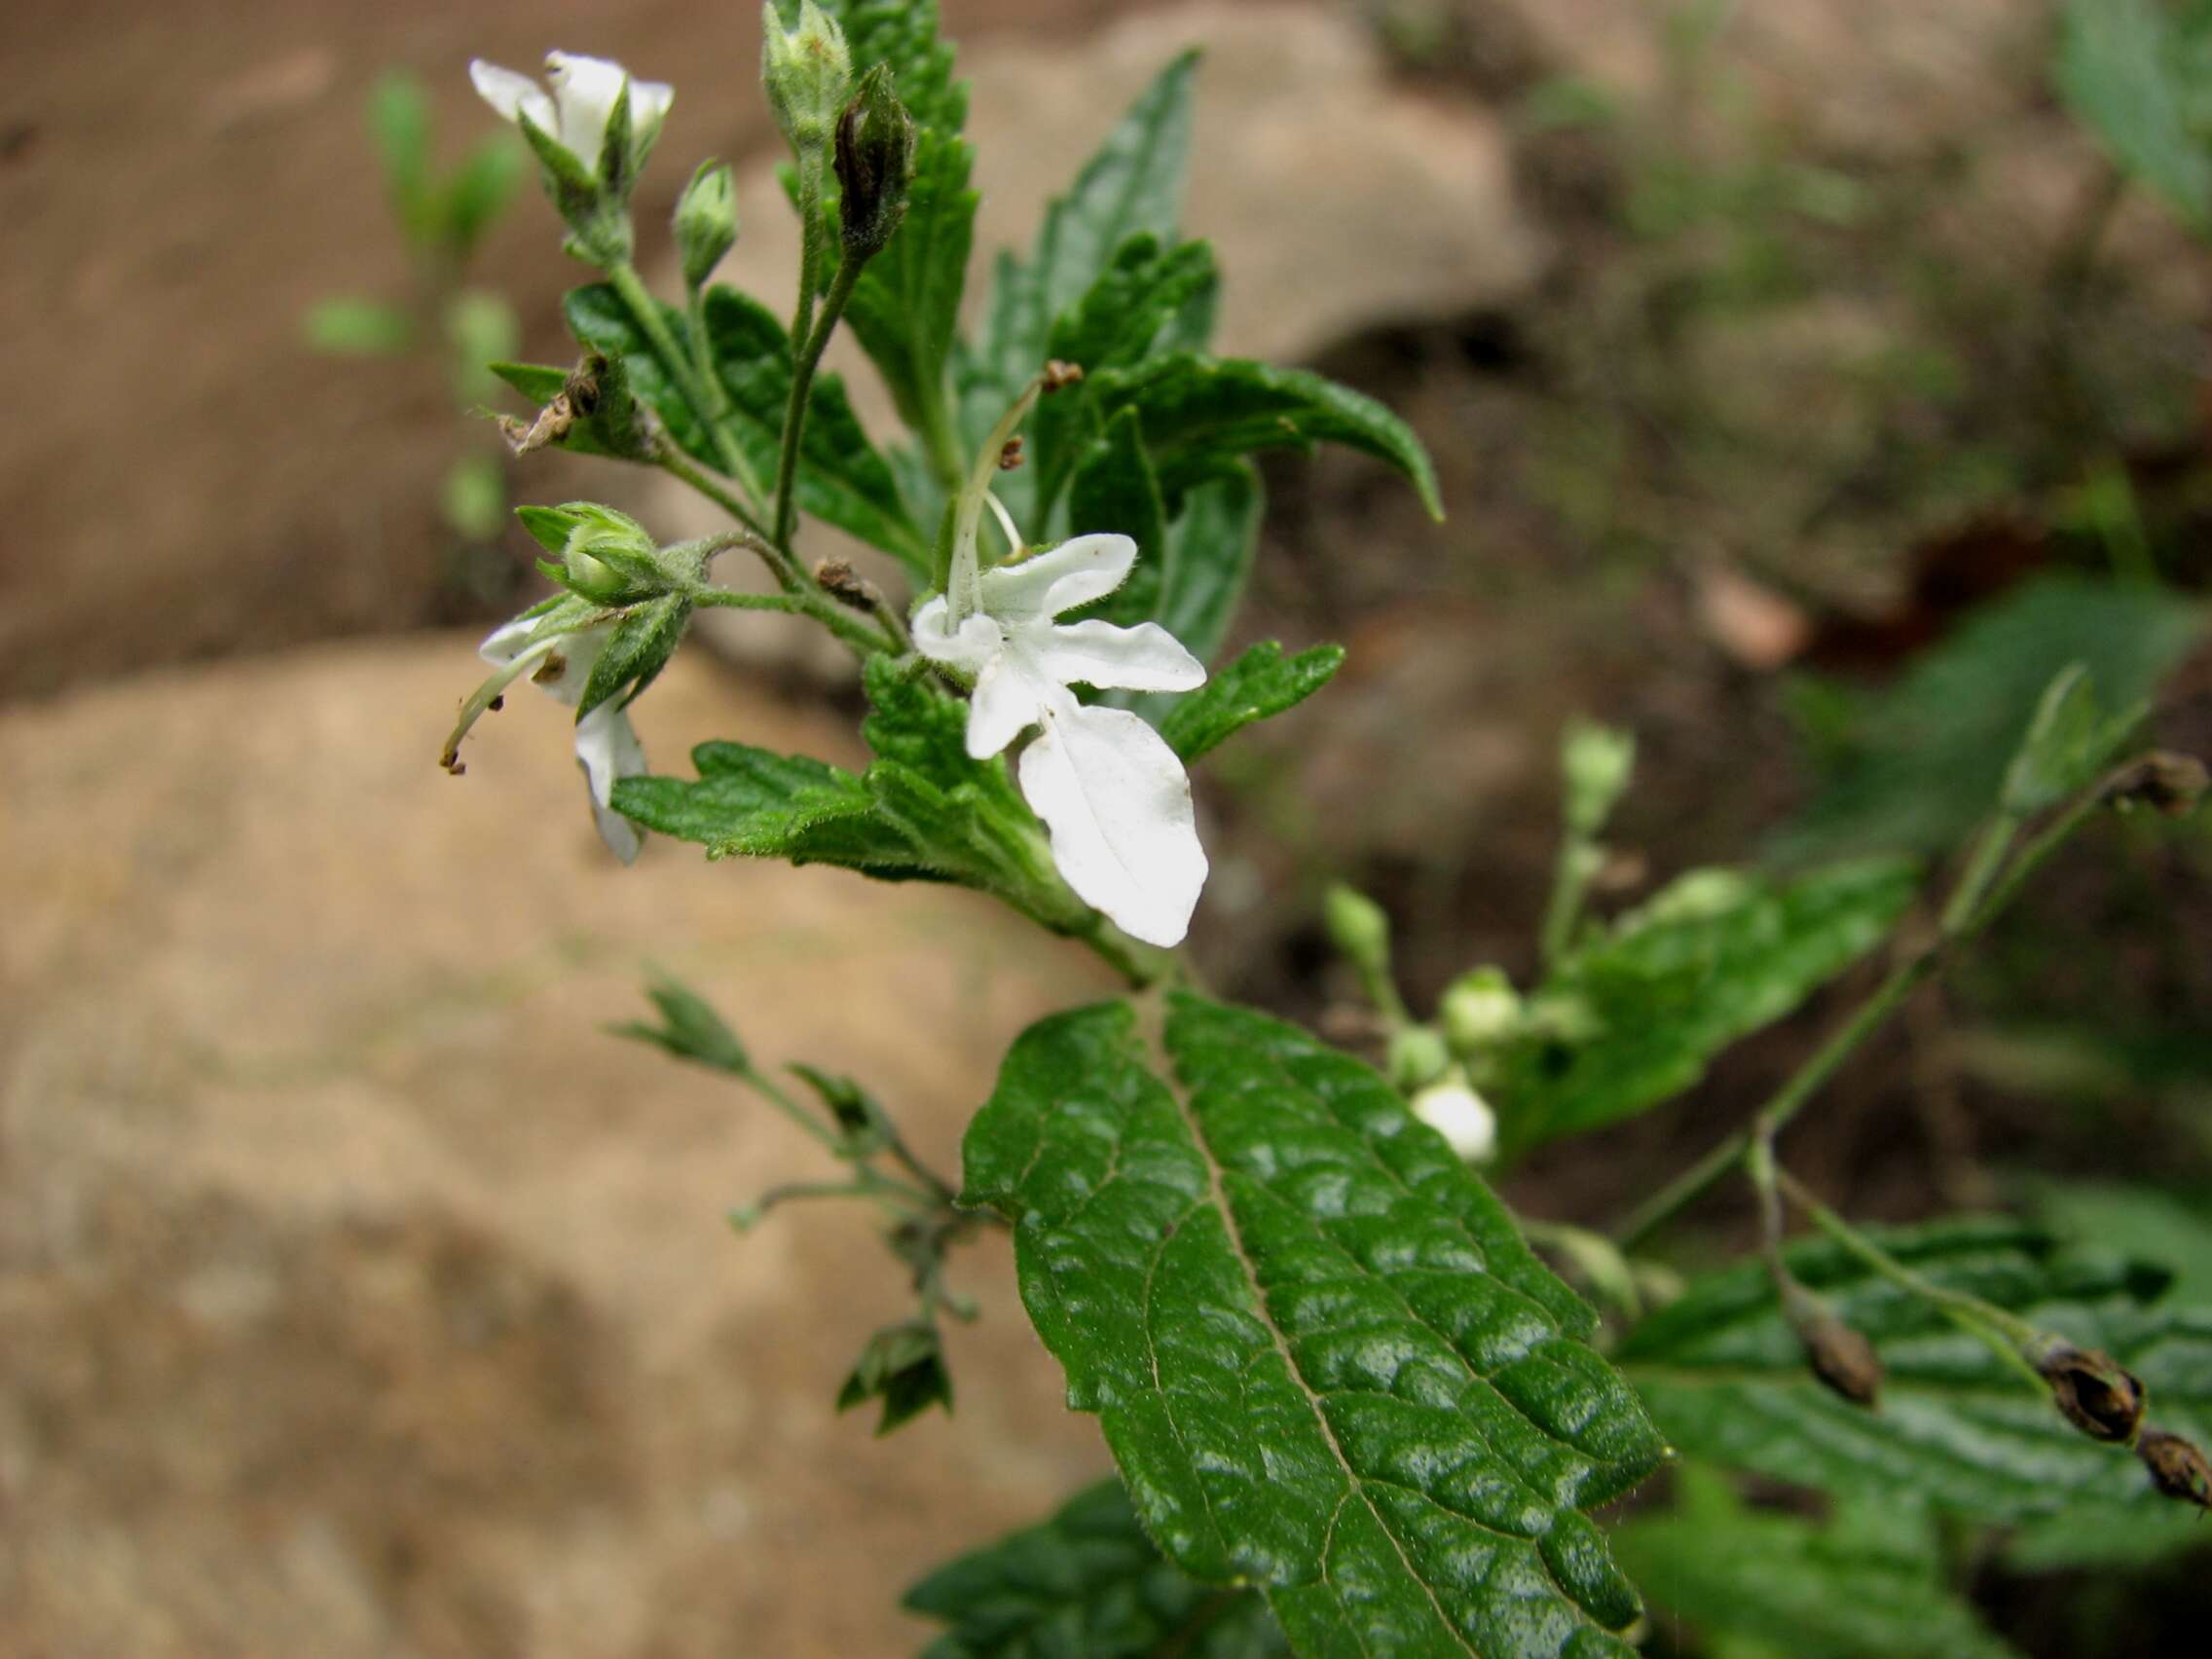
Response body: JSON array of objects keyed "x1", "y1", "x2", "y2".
[
  {"x1": 469, "y1": 53, "x2": 672, "y2": 177},
  {"x1": 1412, "y1": 1078, "x2": 1498, "y2": 1164},
  {"x1": 913, "y1": 534, "x2": 1208, "y2": 947},
  {"x1": 476, "y1": 615, "x2": 648, "y2": 864}
]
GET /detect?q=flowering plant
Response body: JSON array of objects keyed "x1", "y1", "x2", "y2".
[{"x1": 439, "y1": 6, "x2": 2212, "y2": 1652}]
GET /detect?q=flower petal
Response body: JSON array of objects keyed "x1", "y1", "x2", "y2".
[
  {"x1": 574, "y1": 699, "x2": 647, "y2": 864},
  {"x1": 977, "y1": 534, "x2": 1136, "y2": 622},
  {"x1": 469, "y1": 60, "x2": 556, "y2": 134},
  {"x1": 911, "y1": 596, "x2": 1004, "y2": 679},
  {"x1": 1411, "y1": 1081, "x2": 1498, "y2": 1163},
  {"x1": 1032, "y1": 618, "x2": 1205, "y2": 694},
  {"x1": 494, "y1": 621, "x2": 610, "y2": 710},
  {"x1": 543, "y1": 52, "x2": 629, "y2": 164},
  {"x1": 1018, "y1": 701, "x2": 1207, "y2": 947},
  {"x1": 967, "y1": 652, "x2": 1052, "y2": 759},
  {"x1": 629, "y1": 78, "x2": 675, "y2": 150}
]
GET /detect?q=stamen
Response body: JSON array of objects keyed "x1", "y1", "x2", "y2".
[
  {"x1": 985, "y1": 491, "x2": 1024, "y2": 561},
  {"x1": 439, "y1": 637, "x2": 561, "y2": 775}
]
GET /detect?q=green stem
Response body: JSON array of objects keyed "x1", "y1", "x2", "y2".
[
  {"x1": 1540, "y1": 839, "x2": 1601, "y2": 969},
  {"x1": 790, "y1": 154, "x2": 826, "y2": 366},
  {"x1": 775, "y1": 255, "x2": 865, "y2": 553},
  {"x1": 1614, "y1": 769, "x2": 2126, "y2": 1249},
  {"x1": 737, "y1": 1065, "x2": 847, "y2": 1154},
  {"x1": 653, "y1": 443, "x2": 778, "y2": 553},
  {"x1": 1775, "y1": 1166, "x2": 2045, "y2": 1373},
  {"x1": 608, "y1": 261, "x2": 765, "y2": 505}
]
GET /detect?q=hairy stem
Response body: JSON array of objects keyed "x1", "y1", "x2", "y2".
[
  {"x1": 608, "y1": 261, "x2": 765, "y2": 505},
  {"x1": 774, "y1": 255, "x2": 865, "y2": 553}
]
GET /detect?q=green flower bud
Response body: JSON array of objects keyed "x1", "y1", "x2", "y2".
[
  {"x1": 762, "y1": 0, "x2": 852, "y2": 155},
  {"x1": 557, "y1": 503, "x2": 663, "y2": 604},
  {"x1": 1442, "y1": 968, "x2": 1523, "y2": 1053},
  {"x1": 1562, "y1": 719, "x2": 1636, "y2": 836},
  {"x1": 834, "y1": 64, "x2": 915, "y2": 261},
  {"x1": 1387, "y1": 1026, "x2": 1450, "y2": 1092},
  {"x1": 675, "y1": 160, "x2": 739, "y2": 290},
  {"x1": 1324, "y1": 884, "x2": 1392, "y2": 977}
]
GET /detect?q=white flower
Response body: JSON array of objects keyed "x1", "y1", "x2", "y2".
[
  {"x1": 477, "y1": 615, "x2": 648, "y2": 864},
  {"x1": 913, "y1": 534, "x2": 1208, "y2": 947},
  {"x1": 1412, "y1": 1078, "x2": 1498, "y2": 1164},
  {"x1": 469, "y1": 52, "x2": 673, "y2": 177}
]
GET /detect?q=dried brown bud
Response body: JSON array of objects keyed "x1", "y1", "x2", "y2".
[
  {"x1": 813, "y1": 560, "x2": 879, "y2": 612},
  {"x1": 1042, "y1": 359, "x2": 1085, "y2": 392},
  {"x1": 2034, "y1": 1341, "x2": 2146, "y2": 1444},
  {"x1": 2105, "y1": 751, "x2": 2209, "y2": 818},
  {"x1": 998, "y1": 435, "x2": 1025, "y2": 471},
  {"x1": 2139, "y1": 1428, "x2": 2212, "y2": 1509},
  {"x1": 1779, "y1": 1280, "x2": 1882, "y2": 1408},
  {"x1": 498, "y1": 393, "x2": 577, "y2": 457},
  {"x1": 1806, "y1": 1316, "x2": 1884, "y2": 1407}
]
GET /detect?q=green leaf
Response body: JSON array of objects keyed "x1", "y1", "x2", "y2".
[
  {"x1": 840, "y1": 123, "x2": 977, "y2": 449},
  {"x1": 2057, "y1": 0, "x2": 2212, "y2": 230},
  {"x1": 562, "y1": 283, "x2": 929, "y2": 571},
  {"x1": 367, "y1": 72, "x2": 432, "y2": 241},
  {"x1": 1032, "y1": 237, "x2": 1221, "y2": 512},
  {"x1": 1999, "y1": 663, "x2": 2142, "y2": 818},
  {"x1": 562, "y1": 284, "x2": 715, "y2": 459},
  {"x1": 905, "y1": 1480, "x2": 1289, "y2": 1659},
  {"x1": 964, "y1": 51, "x2": 1202, "y2": 530},
  {"x1": 822, "y1": 0, "x2": 966, "y2": 136},
  {"x1": 836, "y1": 1318, "x2": 953, "y2": 1435},
  {"x1": 612, "y1": 660, "x2": 1083, "y2": 921},
  {"x1": 698, "y1": 287, "x2": 932, "y2": 572},
  {"x1": 961, "y1": 996, "x2": 1666, "y2": 1654},
  {"x1": 1091, "y1": 354, "x2": 1444, "y2": 520},
  {"x1": 1618, "y1": 1217, "x2": 2212, "y2": 1522},
  {"x1": 2036, "y1": 1182, "x2": 2212, "y2": 1309},
  {"x1": 1773, "y1": 575, "x2": 2204, "y2": 864},
  {"x1": 575, "y1": 594, "x2": 693, "y2": 719},
  {"x1": 304, "y1": 297, "x2": 414, "y2": 356},
  {"x1": 612, "y1": 742, "x2": 934, "y2": 876},
  {"x1": 608, "y1": 977, "x2": 751, "y2": 1075},
  {"x1": 441, "y1": 137, "x2": 526, "y2": 258},
  {"x1": 1496, "y1": 859, "x2": 1919, "y2": 1151},
  {"x1": 1161, "y1": 642, "x2": 1346, "y2": 762},
  {"x1": 1153, "y1": 466, "x2": 1265, "y2": 668},
  {"x1": 1610, "y1": 1468, "x2": 2022, "y2": 1659},
  {"x1": 490, "y1": 361, "x2": 571, "y2": 404},
  {"x1": 1066, "y1": 410, "x2": 1170, "y2": 625}
]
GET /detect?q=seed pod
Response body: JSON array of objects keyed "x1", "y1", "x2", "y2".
[
  {"x1": 2139, "y1": 1429, "x2": 2212, "y2": 1509},
  {"x1": 1780, "y1": 1280, "x2": 1882, "y2": 1408},
  {"x1": 833, "y1": 64, "x2": 915, "y2": 261},
  {"x1": 2034, "y1": 1341, "x2": 2146, "y2": 1444}
]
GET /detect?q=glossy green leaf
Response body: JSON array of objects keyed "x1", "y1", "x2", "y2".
[
  {"x1": 1618, "y1": 1218, "x2": 2212, "y2": 1522},
  {"x1": 1496, "y1": 859, "x2": 1918, "y2": 1151},
  {"x1": 1999, "y1": 663, "x2": 2141, "y2": 818},
  {"x1": 962, "y1": 995, "x2": 1666, "y2": 1656},
  {"x1": 1611, "y1": 1468, "x2": 2021, "y2": 1659},
  {"x1": 2036, "y1": 1182, "x2": 2212, "y2": 1307},
  {"x1": 1090, "y1": 354, "x2": 1443, "y2": 520},
  {"x1": 562, "y1": 283, "x2": 714, "y2": 457},
  {"x1": 906, "y1": 1480, "x2": 1289, "y2": 1659},
  {"x1": 2057, "y1": 0, "x2": 2211, "y2": 230},
  {"x1": 1162, "y1": 642, "x2": 1346, "y2": 762},
  {"x1": 1773, "y1": 576, "x2": 2204, "y2": 864},
  {"x1": 608, "y1": 977, "x2": 751, "y2": 1075}
]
